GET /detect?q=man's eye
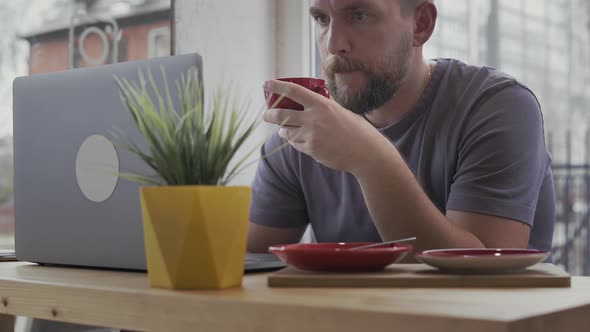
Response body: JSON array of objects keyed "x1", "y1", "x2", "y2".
[
  {"x1": 314, "y1": 14, "x2": 330, "y2": 26},
  {"x1": 351, "y1": 11, "x2": 367, "y2": 22}
]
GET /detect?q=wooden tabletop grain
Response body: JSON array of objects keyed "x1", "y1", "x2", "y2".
[{"x1": 0, "y1": 262, "x2": 589, "y2": 332}]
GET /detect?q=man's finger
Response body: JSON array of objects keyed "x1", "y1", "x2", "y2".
[
  {"x1": 278, "y1": 126, "x2": 305, "y2": 143},
  {"x1": 264, "y1": 80, "x2": 325, "y2": 109},
  {"x1": 263, "y1": 108, "x2": 305, "y2": 126}
]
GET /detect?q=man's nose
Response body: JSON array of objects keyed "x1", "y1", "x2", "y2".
[{"x1": 325, "y1": 22, "x2": 351, "y2": 56}]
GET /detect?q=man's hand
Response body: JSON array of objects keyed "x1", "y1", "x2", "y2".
[{"x1": 263, "y1": 80, "x2": 388, "y2": 174}]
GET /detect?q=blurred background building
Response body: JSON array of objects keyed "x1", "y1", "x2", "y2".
[{"x1": 22, "y1": 0, "x2": 170, "y2": 74}]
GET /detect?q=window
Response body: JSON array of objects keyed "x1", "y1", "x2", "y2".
[
  {"x1": 0, "y1": 0, "x2": 171, "y2": 250},
  {"x1": 148, "y1": 26, "x2": 170, "y2": 58}
]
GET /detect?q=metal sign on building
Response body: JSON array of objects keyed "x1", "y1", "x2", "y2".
[{"x1": 68, "y1": 2, "x2": 121, "y2": 68}]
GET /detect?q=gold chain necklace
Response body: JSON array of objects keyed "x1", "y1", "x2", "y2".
[{"x1": 419, "y1": 62, "x2": 433, "y2": 100}]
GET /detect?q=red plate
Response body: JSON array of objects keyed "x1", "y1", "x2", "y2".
[
  {"x1": 268, "y1": 242, "x2": 412, "y2": 272},
  {"x1": 415, "y1": 248, "x2": 550, "y2": 274}
]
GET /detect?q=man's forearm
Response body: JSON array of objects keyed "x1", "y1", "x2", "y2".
[{"x1": 351, "y1": 140, "x2": 484, "y2": 253}]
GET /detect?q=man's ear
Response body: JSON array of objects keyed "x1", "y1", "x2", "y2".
[{"x1": 412, "y1": 2, "x2": 437, "y2": 47}]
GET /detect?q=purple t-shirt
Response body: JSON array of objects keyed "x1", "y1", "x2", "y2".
[{"x1": 250, "y1": 58, "x2": 555, "y2": 253}]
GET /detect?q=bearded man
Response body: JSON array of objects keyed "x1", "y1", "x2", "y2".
[{"x1": 248, "y1": 0, "x2": 555, "y2": 258}]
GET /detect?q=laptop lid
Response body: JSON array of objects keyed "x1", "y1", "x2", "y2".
[{"x1": 12, "y1": 54, "x2": 203, "y2": 270}]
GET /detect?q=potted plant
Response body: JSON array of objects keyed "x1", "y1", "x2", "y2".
[{"x1": 111, "y1": 66, "x2": 265, "y2": 289}]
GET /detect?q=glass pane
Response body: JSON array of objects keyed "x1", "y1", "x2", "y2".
[
  {"x1": 499, "y1": 12, "x2": 522, "y2": 38},
  {"x1": 499, "y1": 0, "x2": 521, "y2": 11},
  {"x1": 0, "y1": 0, "x2": 171, "y2": 250},
  {"x1": 525, "y1": 0, "x2": 545, "y2": 19}
]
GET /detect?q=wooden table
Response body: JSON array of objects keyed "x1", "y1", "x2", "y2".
[{"x1": 0, "y1": 262, "x2": 589, "y2": 332}]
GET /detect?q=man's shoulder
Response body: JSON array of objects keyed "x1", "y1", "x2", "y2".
[
  {"x1": 435, "y1": 58, "x2": 537, "y2": 109},
  {"x1": 441, "y1": 58, "x2": 518, "y2": 88}
]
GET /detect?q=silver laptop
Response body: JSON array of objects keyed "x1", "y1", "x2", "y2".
[{"x1": 12, "y1": 54, "x2": 284, "y2": 272}]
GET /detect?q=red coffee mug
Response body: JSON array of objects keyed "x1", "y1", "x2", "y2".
[{"x1": 265, "y1": 77, "x2": 331, "y2": 110}]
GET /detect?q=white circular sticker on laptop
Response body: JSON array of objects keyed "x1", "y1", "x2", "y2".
[{"x1": 75, "y1": 134, "x2": 120, "y2": 202}]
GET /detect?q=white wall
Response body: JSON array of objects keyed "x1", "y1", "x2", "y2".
[
  {"x1": 275, "y1": 0, "x2": 315, "y2": 78},
  {"x1": 174, "y1": 0, "x2": 313, "y2": 185},
  {"x1": 175, "y1": 0, "x2": 276, "y2": 99}
]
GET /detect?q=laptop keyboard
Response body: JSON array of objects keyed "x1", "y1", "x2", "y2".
[
  {"x1": 245, "y1": 253, "x2": 280, "y2": 262},
  {"x1": 244, "y1": 253, "x2": 286, "y2": 272}
]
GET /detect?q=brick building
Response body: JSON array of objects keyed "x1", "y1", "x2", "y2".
[{"x1": 20, "y1": 0, "x2": 171, "y2": 74}]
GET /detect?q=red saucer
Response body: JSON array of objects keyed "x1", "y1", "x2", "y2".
[
  {"x1": 269, "y1": 242, "x2": 412, "y2": 272},
  {"x1": 415, "y1": 248, "x2": 549, "y2": 273}
]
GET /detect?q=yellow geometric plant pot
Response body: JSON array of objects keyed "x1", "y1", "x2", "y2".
[{"x1": 139, "y1": 185, "x2": 251, "y2": 289}]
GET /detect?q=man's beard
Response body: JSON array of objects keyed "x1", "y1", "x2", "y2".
[{"x1": 323, "y1": 33, "x2": 412, "y2": 115}]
